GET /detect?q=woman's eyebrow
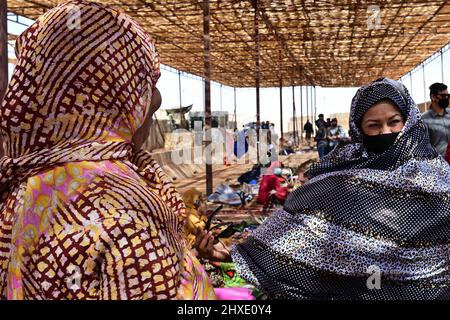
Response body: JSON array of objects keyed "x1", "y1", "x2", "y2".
[
  {"x1": 364, "y1": 119, "x2": 380, "y2": 124},
  {"x1": 388, "y1": 114, "x2": 402, "y2": 120}
]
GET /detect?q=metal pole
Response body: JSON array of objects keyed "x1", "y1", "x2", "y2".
[
  {"x1": 300, "y1": 67, "x2": 303, "y2": 143},
  {"x1": 308, "y1": 86, "x2": 311, "y2": 129},
  {"x1": 306, "y1": 85, "x2": 309, "y2": 122},
  {"x1": 220, "y1": 84, "x2": 223, "y2": 112},
  {"x1": 309, "y1": 87, "x2": 314, "y2": 126},
  {"x1": 203, "y1": 0, "x2": 213, "y2": 196},
  {"x1": 314, "y1": 86, "x2": 317, "y2": 135},
  {"x1": 300, "y1": 85, "x2": 303, "y2": 143},
  {"x1": 422, "y1": 64, "x2": 426, "y2": 106},
  {"x1": 178, "y1": 70, "x2": 182, "y2": 108},
  {"x1": 292, "y1": 85, "x2": 297, "y2": 147},
  {"x1": 0, "y1": 0, "x2": 7, "y2": 101},
  {"x1": 233, "y1": 87, "x2": 237, "y2": 130},
  {"x1": 441, "y1": 49, "x2": 444, "y2": 83},
  {"x1": 178, "y1": 70, "x2": 183, "y2": 128},
  {"x1": 255, "y1": 0, "x2": 261, "y2": 163},
  {"x1": 279, "y1": 78, "x2": 283, "y2": 140},
  {"x1": 409, "y1": 71, "x2": 413, "y2": 96}
]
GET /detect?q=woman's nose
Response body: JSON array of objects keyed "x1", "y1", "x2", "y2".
[{"x1": 380, "y1": 124, "x2": 392, "y2": 135}]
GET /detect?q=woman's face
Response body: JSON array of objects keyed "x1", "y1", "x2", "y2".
[
  {"x1": 132, "y1": 87, "x2": 162, "y2": 152},
  {"x1": 361, "y1": 101, "x2": 404, "y2": 136}
]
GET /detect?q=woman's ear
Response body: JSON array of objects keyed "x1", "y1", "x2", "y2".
[
  {"x1": 132, "y1": 87, "x2": 162, "y2": 152},
  {"x1": 149, "y1": 88, "x2": 162, "y2": 115}
]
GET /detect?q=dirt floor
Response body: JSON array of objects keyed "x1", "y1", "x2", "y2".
[{"x1": 174, "y1": 150, "x2": 319, "y2": 195}]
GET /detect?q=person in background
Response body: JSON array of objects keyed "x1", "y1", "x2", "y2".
[
  {"x1": 304, "y1": 120, "x2": 314, "y2": 142},
  {"x1": 326, "y1": 118, "x2": 332, "y2": 128},
  {"x1": 421, "y1": 83, "x2": 450, "y2": 157},
  {"x1": 279, "y1": 137, "x2": 295, "y2": 155},
  {"x1": 315, "y1": 122, "x2": 328, "y2": 159},
  {"x1": 326, "y1": 117, "x2": 347, "y2": 155},
  {"x1": 257, "y1": 162, "x2": 290, "y2": 208},
  {"x1": 316, "y1": 114, "x2": 326, "y2": 128}
]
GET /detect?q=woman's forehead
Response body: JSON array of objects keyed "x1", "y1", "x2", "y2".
[{"x1": 363, "y1": 102, "x2": 402, "y2": 119}]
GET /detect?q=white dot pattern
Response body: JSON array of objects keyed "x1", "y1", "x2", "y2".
[{"x1": 231, "y1": 79, "x2": 450, "y2": 300}]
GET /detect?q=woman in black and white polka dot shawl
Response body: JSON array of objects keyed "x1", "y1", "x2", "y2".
[{"x1": 231, "y1": 78, "x2": 450, "y2": 300}]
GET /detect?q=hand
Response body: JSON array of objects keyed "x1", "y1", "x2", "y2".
[{"x1": 194, "y1": 228, "x2": 232, "y2": 262}]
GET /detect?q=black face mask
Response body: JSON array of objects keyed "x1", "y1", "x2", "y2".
[
  {"x1": 438, "y1": 97, "x2": 449, "y2": 109},
  {"x1": 363, "y1": 132, "x2": 400, "y2": 155}
]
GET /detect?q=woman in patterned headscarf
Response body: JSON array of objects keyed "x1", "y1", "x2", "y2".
[
  {"x1": 197, "y1": 78, "x2": 450, "y2": 299},
  {"x1": 0, "y1": 0, "x2": 215, "y2": 300}
]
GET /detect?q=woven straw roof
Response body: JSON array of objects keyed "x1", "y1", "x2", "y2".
[{"x1": 7, "y1": 0, "x2": 450, "y2": 87}]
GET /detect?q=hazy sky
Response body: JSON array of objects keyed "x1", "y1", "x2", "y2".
[{"x1": 7, "y1": 13, "x2": 449, "y2": 135}]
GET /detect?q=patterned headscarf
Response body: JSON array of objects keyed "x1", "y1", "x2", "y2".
[
  {"x1": 1, "y1": 0, "x2": 160, "y2": 183},
  {"x1": 0, "y1": 1, "x2": 215, "y2": 300},
  {"x1": 308, "y1": 78, "x2": 440, "y2": 178},
  {"x1": 231, "y1": 78, "x2": 450, "y2": 300}
]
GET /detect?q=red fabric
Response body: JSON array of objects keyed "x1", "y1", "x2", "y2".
[
  {"x1": 445, "y1": 140, "x2": 450, "y2": 164},
  {"x1": 257, "y1": 175, "x2": 289, "y2": 206},
  {"x1": 266, "y1": 161, "x2": 281, "y2": 175}
]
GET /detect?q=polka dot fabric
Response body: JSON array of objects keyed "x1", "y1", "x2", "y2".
[{"x1": 231, "y1": 78, "x2": 450, "y2": 300}]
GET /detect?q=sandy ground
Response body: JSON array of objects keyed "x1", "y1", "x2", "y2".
[{"x1": 173, "y1": 151, "x2": 319, "y2": 194}]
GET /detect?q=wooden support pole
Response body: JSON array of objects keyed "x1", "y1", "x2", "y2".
[
  {"x1": 314, "y1": 86, "x2": 317, "y2": 134},
  {"x1": 306, "y1": 84, "x2": 309, "y2": 122},
  {"x1": 234, "y1": 87, "x2": 237, "y2": 130},
  {"x1": 409, "y1": 72, "x2": 413, "y2": 96},
  {"x1": 300, "y1": 84, "x2": 303, "y2": 142},
  {"x1": 220, "y1": 84, "x2": 223, "y2": 112},
  {"x1": 203, "y1": 0, "x2": 213, "y2": 196},
  {"x1": 178, "y1": 70, "x2": 182, "y2": 108},
  {"x1": 292, "y1": 85, "x2": 297, "y2": 146},
  {"x1": 422, "y1": 64, "x2": 426, "y2": 105},
  {"x1": 279, "y1": 78, "x2": 283, "y2": 140},
  {"x1": 255, "y1": 0, "x2": 261, "y2": 163},
  {"x1": 299, "y1": 67, "x2": 303, "y2": 142},
  {"x1": 310, "y1": 86, "x2": 314, "y2": 125},
  {"x1": 178, "y1": 70, "x2": 183, "y2": 128}
]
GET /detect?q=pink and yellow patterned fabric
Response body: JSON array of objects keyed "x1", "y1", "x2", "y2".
[{"x1": 0, "y1": 0, "x2": 215, "y2": 300}]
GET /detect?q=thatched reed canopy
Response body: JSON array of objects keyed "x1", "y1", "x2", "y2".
[{"x1": 7, "y1": 0, "x2": 450, "y2": 87}]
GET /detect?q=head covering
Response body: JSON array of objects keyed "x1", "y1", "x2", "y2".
[
  {"x1": 0, "y1": 0, "x2": 214, "y2": 300},
  {"x1": 308, "y1": 78, "x2": 439, "y2": 177},
  {"x1": 231, "y1": 78, "x2": 450, "y2": 300}
]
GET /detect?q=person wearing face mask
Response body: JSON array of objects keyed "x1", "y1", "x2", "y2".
[
  {"x1": 326, "y1": 118, "x2": 347, "y2": 155},
  {"x1": 0, "y1": 1, "x2": 216, "y2": 300},
  {"x1": 195, "y1": 78, "x2": 450, "y2": 300},
  {"x1": 421, "y1": 83, "x2": 450, "y2": 157},
  {"x1": 257, "y1": 162, "x2": 290, "y2": 209}
]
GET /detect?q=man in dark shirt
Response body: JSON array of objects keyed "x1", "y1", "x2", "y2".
[
  {"x1": 421, "y1": 83, "x2": 450, "y2": 157},
  {"x1": 304, "y1": 120, "x2": 314, "y2": 141}
]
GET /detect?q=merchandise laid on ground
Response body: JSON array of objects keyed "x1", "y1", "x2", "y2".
[
  {"x1": 0, "y1": 0, "x2": 449, "y2": 302},
  {"x1": 175, "y1": 149, "x2": 319, "y2": 299}
]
